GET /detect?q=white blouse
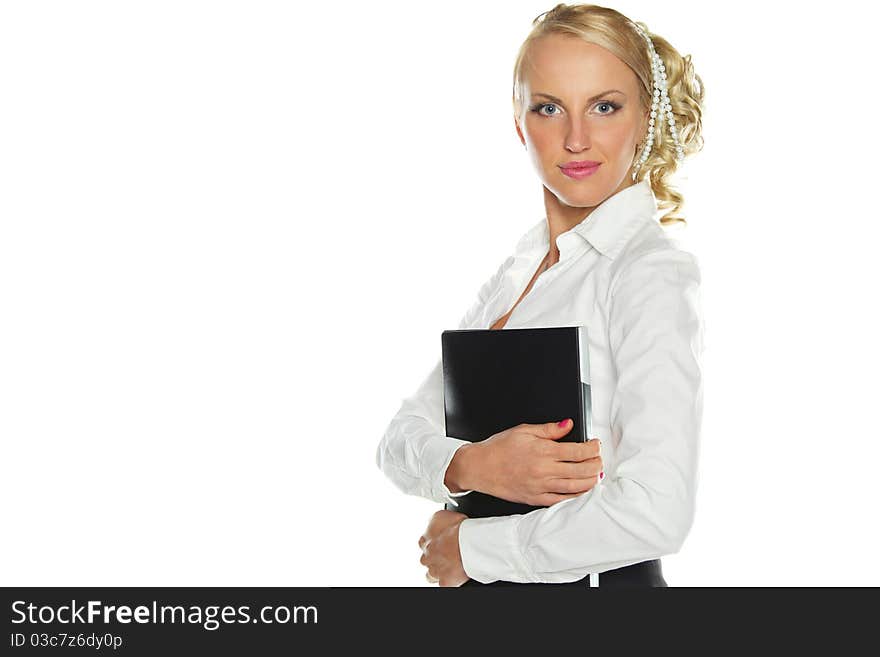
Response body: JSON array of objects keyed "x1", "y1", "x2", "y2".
[{"x1": 375, "y1": 180, "x2": 705, "y2": 584}]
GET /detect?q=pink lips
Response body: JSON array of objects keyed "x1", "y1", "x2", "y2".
[{"x1": 560, "y1": 161, "x2": 601, "y2": 180}]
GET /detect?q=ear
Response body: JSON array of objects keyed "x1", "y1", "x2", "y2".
[
  {"x1": 634, "y1": 106, "x2": 649, "y2": 153},
  {"x1": 639, "y1": 105, "x2": 651, "y2": 140}
]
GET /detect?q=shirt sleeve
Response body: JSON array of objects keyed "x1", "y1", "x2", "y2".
[
  {"x1": 457, "y1": 248, "x2": 705, "y2": 583},
  {"x1": 375, "y1": 256, "x2": 514, "y2": 507}
]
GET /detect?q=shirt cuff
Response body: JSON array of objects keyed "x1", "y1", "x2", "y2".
[
  {"x1": 458, "y1": 515, "x2": 535, "y2": 584},
  {"x1": 420, "y1": 436, "x2": 475, "y2": 506},
  {"x1": 444, "y1": 487, "x2": 474, "y2": 508}
]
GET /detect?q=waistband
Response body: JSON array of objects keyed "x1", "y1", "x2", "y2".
[{"x1": 460, "y1": 558, "x2": 666, "y2": 588}]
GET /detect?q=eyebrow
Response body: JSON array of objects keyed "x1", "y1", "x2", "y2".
[{"x1": 531, "y1": 89, "x2": 626, "y2": 104}]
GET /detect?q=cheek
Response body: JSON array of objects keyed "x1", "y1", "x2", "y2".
[
  {"x1": 524, "y1": 120, "x2": 555, "y2": 152},
  {"x1": 598, "y1": 123, "x2": 638, "y2": 154}
]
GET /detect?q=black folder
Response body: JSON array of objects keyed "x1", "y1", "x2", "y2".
[{"x1": 441, "y1": 326, "x2": 593, "y2": 518}]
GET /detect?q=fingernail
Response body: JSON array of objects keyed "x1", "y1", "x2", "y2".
[
  {"x1": 600, "y1": 471, "x2": 604, "y2": 479},
  {"x1": 558, "y1": 419, "x2": 569, "y2": 427}
]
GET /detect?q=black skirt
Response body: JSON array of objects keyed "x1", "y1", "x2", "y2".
[{"x1": 460, "y1": 558, "x2": 666, "y2": 588}]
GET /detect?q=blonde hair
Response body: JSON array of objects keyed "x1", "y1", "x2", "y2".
[{"x1": 512, "y1": 3, "x2": 705, "y2": 226}]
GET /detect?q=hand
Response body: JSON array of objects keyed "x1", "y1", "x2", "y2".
[
  {"x1": 465, "y1": 420, "x2": 603, "y2": 507},
  {"x1": 418, "y1": 510, "x2": 470, "y2": 587}
]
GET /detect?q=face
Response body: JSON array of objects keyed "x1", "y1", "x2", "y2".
[{"x1": 515, "y1": 33, "x2": 648, "y2": 212}]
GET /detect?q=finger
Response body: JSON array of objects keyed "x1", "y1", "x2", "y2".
[
  {"x1": 531, "y1": 419, "x2": 576, "y2": 440},
  {"x1": 543, "y1": 475, "x2": 601, "y2": 495},
  {"x1": 533, "y1": 491, "x2": 591, "y2": 506},
  {"x1": 556, "y1": 438, "x2": 601, "y2": 462},
  {"x1": 549, "y1": 457, "x2": 603, "y2": 479}
]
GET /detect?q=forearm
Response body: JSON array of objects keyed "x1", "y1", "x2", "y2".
[
  {"x1": 376, "y1": 359, "x2": 477, "y2": 506},
  {"x1": 458, "y1": 459, "x2": 697, "y2": 584},
  {"x1": 376, "y1": 416, "x2": 474, "y2": 505}
]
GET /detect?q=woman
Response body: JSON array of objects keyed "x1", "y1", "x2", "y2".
[{"x1": 376, "y1": 3, "x2": 705, "y2": 588}]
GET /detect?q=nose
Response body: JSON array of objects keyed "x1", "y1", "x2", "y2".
[{"x1": 565, "y1": 115, "x2": 592, "y2": 152}]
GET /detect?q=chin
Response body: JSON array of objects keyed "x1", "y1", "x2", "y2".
[
  {"x1": 552, "y1": 178, "x2": 607, "y2": 199},
  {"x1": 553, "y1": 190, "x2": 605, "y2": 208}
]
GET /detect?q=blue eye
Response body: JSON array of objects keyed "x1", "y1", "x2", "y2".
[
  {"x1": 531, "y1": 103, "x2": 560, "y2": 116},
  {"x1": 528, "y1": 101, "x2": 621, "y2": 117}
]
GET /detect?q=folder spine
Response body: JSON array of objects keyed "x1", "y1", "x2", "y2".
[{"x1": 577, "y1": 326, "x2": 593, "y2": 442}]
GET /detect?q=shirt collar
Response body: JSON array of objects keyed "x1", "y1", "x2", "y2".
[{"x1": 514, "y1": 179, "x2": 658, "y2": 261}]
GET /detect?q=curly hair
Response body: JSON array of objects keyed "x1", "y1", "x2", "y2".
[{"x1": 512, "y1": 3, "x2": 705, "y2": 226}]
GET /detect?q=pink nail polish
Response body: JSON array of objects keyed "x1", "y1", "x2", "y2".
[
  {"x1": 558, "y1": 419, "x2": 569, "y2": 427},
  {"x1": 600, "y1": 471, "x2": 604, "y2": 479}
]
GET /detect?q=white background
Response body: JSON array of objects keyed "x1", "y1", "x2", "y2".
[{"x1": 1, "y1": 0, "x2": 877, "y2": 586}]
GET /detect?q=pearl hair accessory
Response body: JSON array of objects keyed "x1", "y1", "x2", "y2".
[{"x1": 631, "y1": 25, "x2": 685, "y2": 181}]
